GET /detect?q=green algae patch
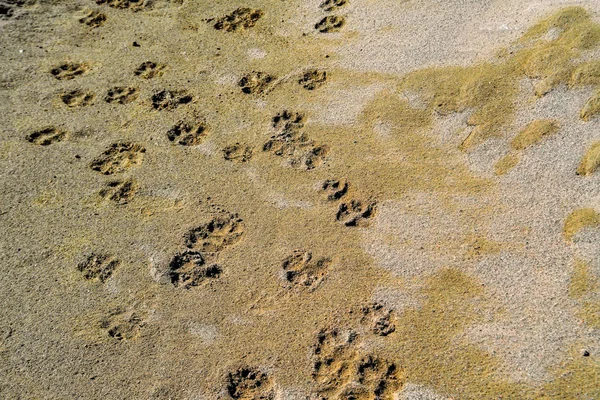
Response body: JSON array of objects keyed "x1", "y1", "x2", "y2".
[
  {"x1": 511, "y1": 119, "x2": 559, "y2": 150},
  {"x1": 577, "y1": 142, "x2": 600, "y2": 175},
  {"x1": 494, "y1": 153, "x2": 520, "y2": 175},
  {"x1": 563, "y1": 208, "x2": 600, "y2": 241},
  {"x1": 580, "y1": 91, "x2": 600, "y2": 121}
]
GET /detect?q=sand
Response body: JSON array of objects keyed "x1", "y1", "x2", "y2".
[{"x1": 1, "y1": 0, "x2": 600, "y2": 399}]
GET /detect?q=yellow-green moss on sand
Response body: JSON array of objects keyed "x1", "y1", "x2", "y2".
[
  {"x1": 511, "y1": 120, "x2": 559, "y2": 150},
  {"x1": 577, "y1": 142, "x2": 600, "y2": 175},
  {"x1": 398, "y1": 7, "x2": 600, "y2": 150},
  {"x1": 580, "y1": 91, "x2": 600, "y2": 121},
  {"x1": 563, "y1": 208, "x2": 600, "y2": 241},
  {"x1": 569, "y1": 259, "x2": 598, "y2": 299},
  {"x1": 494, "y1": 153, "x2": 520, "y2": 175},
  {"x1": 567, "y1": 259, "x2": 600, "y2": 330}
]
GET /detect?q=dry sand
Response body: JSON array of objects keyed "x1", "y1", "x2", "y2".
[{"x1": 1, "y1": 0, "x2": 600, "y2": 399}]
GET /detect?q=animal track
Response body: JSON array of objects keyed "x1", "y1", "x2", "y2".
[
  {"x1": 168, "y1": 251, "x2": 221, "y2": 289},
  {"x1": 90, "y1": 142, "x2": 146, "y2": 175},
  {"x1": 336, "y1": 199, "x2": 377, "y2": 227},
  {"x1": 282, "y1": 250, "x2": 331, "y2": 291},
  {"x1": 315, "y1": 15, "x2": 346, "y2": 33},
  {"x1": 77, "y1": 253, "x2": 120, "y2": 282},
  {"x1": 263, "y1": 110, "x2": 329, "y2": 170},
  {"x1": 223, "y1": 143, "x2": 253, "y2": 163},
  {"x1": 134, "y1": 61, "x2": 166, "y2": 79},
  {"x1": 322, "y1": 179, "x2": 348, "y2": 201},
  {"x1": 167, "y1": 120, "x2": 209, "y2": 146},
  {"x1": 151, "y1": 90, "x2": 192, "y2": 110},
  {"x1": 79, "y1": 10, "x2": 106, "y2": 27},
  {"x1": 0, "y1": 3, "x2": 14, "y2": 19},
  {"x1": 312, "y1": 328, "x2": 402, "y2": 398},
  {"x1": 60, "y1": 89, "x2": 94, "y2": 107},
  {"x1": 26, "y1": 127, "x2": 66, "y2": 145},
  {"x1": 213, "y1": 8, "x2": 264, "y2": 32},
  {"x1": 238, "y1": 71, "x2": 276, "y2": 95},
  {"x1": 104, "y1": 86, "x2": 138, "y2": 104},
  {"x1": 299, "y1": 69, "x2": 327, "y2": 90},
  {"x1": 360, "y1": 302, "x2": 396, "y2": 336},
  {"x1": 184, "y1": 214, "x2": 245, "y2": 252},
  {"x1": 320, "y1": 0, "x2": 348, "y2": 12},
  {"x1": 226, "y1": 366, "x2": 274, "y2": 400},
  {"x1": 313, "y1": 327, "x2": 359, "y2": 394},
  {"x1": 99, "y1": 178, "x2": 138, "y2": 204},
  {"x1": 95, "y1": 0, "x2": 147, "y2": 11},
  {"x1": 100, "y1": 308, "x2": 144, "y2": 341},
  {"x1": 51, "y1": 62, "x2": 89, "y2": 80},
  {"x1": 350, "y1": 355, "x2": 403, "y2": 399}
]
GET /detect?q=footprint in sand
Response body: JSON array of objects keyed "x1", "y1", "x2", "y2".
[
  {"x1": 77, "y1": 253, "x2": 120, "y2": 283},
  {"x1": 223, "y1": 143, "x2": 253, "y2": 163},
  {"x1": 212, "y1": 8, "x2": 264, "y2": 32},
  {"x1": 167, "y1": 120, "x2": 209, "y2": 146},
  {"x1": 98, "y1": 178, "x2": 138, "y2": 204},
  {"x1": 134, "y1": 61, "x2": 166, "y2": 79},
  {"x1": 315, "y1": 15, "x2": 346, "y2": 33},
  {"x1": 79, "y1": 10, "x2": 106, "y2": 28},
  {"x1": 26, "y1": 127, "x2": 67, "y2": 145},
  {"x1": 167, "y1": 250, "x2": 221, "y2": 289},
  {"x1": 281, "y1": 250, "x2": 331, "y2": 291},
  {"x1": 238, "y1": 71, "x2": 276, "y2": 95},
  {"x1": 90, "y1": 142, "x2": 146, "y2": 175},
  {"x1": 51, "y1": 62, "x2": 89, "y2": 80},
  {"x1": 226, "y1": 366, "x2": 274, "y2": 399},
  {"x1": 60, "y1": 89, "x2": 94, "y2": 107},
  {"x1": 104, "y1": 86, "x2": 138, "y2": 104}
]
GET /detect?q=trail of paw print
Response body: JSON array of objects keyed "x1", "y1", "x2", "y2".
[
  {"x1": 226, "y1": 366, "x2": 275, "y2": 399},
  {"x1": 320, "y1": 179, "x2": 377, "y2": 227},
  {"x1": 61, "y1": 89, "x2": 94, "y2": 107},
  {"x1": 100, "y1": 307, "x2": 145, "y2": 341},
  {"x1": 134, "y1": 61, "x2": 166, "y2": 79},
  {"x1": 105, "y1": 86, "x2": 138, "y2": 104},
  {"x1": 238, "y1": 71, "x2": 276, "y2": 95},
  {"x1": 281, "y1": 250, "x2": 331, "y2": 292},
  {"x1": 164, "y1": 214, "x2": 245, "y2": 289},
  {"x1": 26, "y1": 126, "x2": 67, "y2": 145},
  {"x1": 299, "y1": 68, "x2": 327, "y2": 90},
  {"x1": 151, "y1": 89, "x2": 192, "y2": 110},
  {"x1": 167, "y1": 119, "x2": 209, "y2": 146},
  {"x1": 78, "y1": 252, "x2": 121, "y2": 283},
  {"x1": 79, "y1": 10, "x2": 106, "y2": 28},
  {"x1": 263, "y1": 110, "x2": 330, "y2": 170},
  {"x1": 311, "y1": 327, "x2": 403, "y2": 399},
  {"x1": 210, "y1": 7, "x2": 264, "y2": 32},
  {"x1": 315, "y1": 0, "x2": 347, "y2": 33},
  {"x1": 95, "y1": 0, "x2": 147, "y2": 11},
  {"x1": 222, "y1": 143, "x2": 253, "y2": 163},
  {"x1": 51, "y1": 62, "x2": 89, "y2": 80},
  {"x1": 98, "y1": 178, "x2": 138, "y2": 204},
  {"x1": 359, "y1": 302, "x2": 396, "y2": 336},
  {"x1": 90, "y1": 142, "x2": 146, "y2": 175}
]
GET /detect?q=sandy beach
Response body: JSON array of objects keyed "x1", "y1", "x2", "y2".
[{"x1": 1, "y1": 0, "x2": 600, "y2": 398}]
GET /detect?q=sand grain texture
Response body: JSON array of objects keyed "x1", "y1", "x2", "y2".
[{"x1": 1, "y1": 1, "x2": 600, "y2": 399}]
